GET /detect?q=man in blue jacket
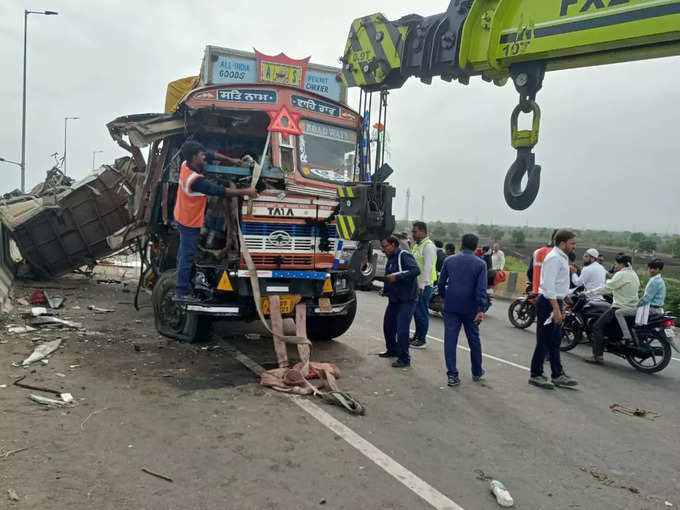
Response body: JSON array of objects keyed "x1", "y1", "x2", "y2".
[
  {"x1": 380, "y1": 236, "x2": 421, "y2": 368},
  {"x1": 438, "y1": 233, "x2": 488, "y2": 386}
]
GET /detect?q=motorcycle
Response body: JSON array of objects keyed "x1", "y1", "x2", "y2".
[
  {"x1": 508, "y1": 281, "x2": 537, "y2": 329},
  {"x1": 560, "y1": 293, "x2": 678, "y2": 374},
  {"x1": 429, "y1": 280, "x2": 493, "y2": 316}
]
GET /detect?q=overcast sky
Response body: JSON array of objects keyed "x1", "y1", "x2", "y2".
[{"x1": 1, "y1": 0, "x2": 678, "y2": 233}]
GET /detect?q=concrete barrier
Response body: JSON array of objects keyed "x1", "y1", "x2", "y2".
[{"x1": 493, "y1": 271, "x2": 528, "y2": 301}]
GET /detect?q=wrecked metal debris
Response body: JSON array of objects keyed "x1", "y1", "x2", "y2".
[
  {"x1": 29, "y1": 393, "x2": 74, "y2": 407},
  {"x1": 28, "y1": 316, "x2": 82, "y2": 329},
  {"x1": 88, "y1": 305, "x2": 115, "y2": 313},
  {"x1": 610, "y1": 403, "x2": 660, "y2": 420},
  {"x1": 21, "y1": 339, "x2": 62, "y2": 366},
  {"x1": 8, "y1": 325, "x2": 37, "y2": 334},
  {"x1": 141, "y1": 467, "x2": 174, "y2": 483}
]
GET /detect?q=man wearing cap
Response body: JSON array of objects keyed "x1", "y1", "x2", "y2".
[
  {"x1": 571, "y1": 248, "x2": 607, "y2": 299},
  {"x1": 174, "y1": 141, "x2": 257, "y2": 302}
]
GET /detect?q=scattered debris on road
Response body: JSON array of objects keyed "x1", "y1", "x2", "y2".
[
  {"x1": 580, "y1": 467, "x2": 640, "y2": 494},
  {"x1": 88, "y1": 305, "x2": 115, "y2": 313},
  {"x1": 0, "y1": 447, "x2": 28, "y2": 459},
  {"x1": 490, "y1": 480, "x2": 514, "y2": 507},
  {"x1": 475, "y1": 469, "x2": 493, "y2": 481},
  {"x1": 28, "y1": 316, "x2": 82, "y2": 329},
  {"x1": 8, "y1": 325, "x2": 37, "y2": 334},
  {"x1": 610, "y1": 403, "x2": 660, "y2": 420},
  {"x1": 7, "y1": 489, "x2": 20, "y2": 502},
  {"x1": 141, "y1": 467, "x2": 174, "y2": 483},
  {"x1": 29, "y1": 393, "x2": 74, "y2": 407},
  {"x1": 80, "y1": 408, "x2": 110, "y2": 431},
  {"x1": 21, "y1": 339, "x2": 62, "y2": 366}
]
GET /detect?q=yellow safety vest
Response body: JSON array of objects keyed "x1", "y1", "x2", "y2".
[{"x1": 411, "y1": 237, "x2": 437, "y2": 286}]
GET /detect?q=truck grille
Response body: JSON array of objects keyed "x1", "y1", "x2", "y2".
[{"x1": 246, "y1": 254, "x2": 314, "y2": 267}]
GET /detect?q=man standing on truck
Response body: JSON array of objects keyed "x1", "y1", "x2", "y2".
[{"x1": 173, "y1": 141, "x2": 257, "y2": 303}]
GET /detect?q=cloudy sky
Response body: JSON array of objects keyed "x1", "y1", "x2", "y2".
[{"x1": 1, "y1": 0, "x2": 678, "y2": 233}]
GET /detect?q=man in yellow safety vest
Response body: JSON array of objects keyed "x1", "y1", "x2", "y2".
[{"x1": 409, "y1": 221, "x2": 437, "y2": 349}]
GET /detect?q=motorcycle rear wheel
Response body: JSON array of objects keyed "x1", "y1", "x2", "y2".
[
  {"x1": 508, "y1": 299, "x2": 535, "y2": 329},
  {"x1": 625, "y1": 333, "x2": 672, "y2": 374}
]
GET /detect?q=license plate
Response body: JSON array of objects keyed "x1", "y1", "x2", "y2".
[
  {"x1": 665, "y1": 328, "x2": 675, "y2": 338},
  {"x1": 318, "y1": 297, "x2": 332, "y2": 312},
  {"x1": 260, "y1": 295, "x2": 300, "y2": 315}
]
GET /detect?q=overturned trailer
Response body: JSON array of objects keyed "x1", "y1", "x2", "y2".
[{"x1": 0, "y1": 158, "x2": 139, "y2": 279}]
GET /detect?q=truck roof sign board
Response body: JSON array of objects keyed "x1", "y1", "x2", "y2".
[{"x1": 201, "y1": 46, "x2": 346, "y2": 104}]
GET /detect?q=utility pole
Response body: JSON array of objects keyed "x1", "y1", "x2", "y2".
[
  {"x1": 420, "y1": 195, "x2": 425, "y2": 221},
  {"x1": 21, "y1": 9, "x2": 59, "y2": 192},
  {"x1": 405, "y1": 187, "x2": 410, "y2": 222},
  {"x1": 63, "y1": 116, "x2": 79, "y2": 175}
]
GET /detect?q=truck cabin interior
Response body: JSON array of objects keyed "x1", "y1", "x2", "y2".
[{"x1": 152, "y1": 108, "x2": 282, "y2": 270}]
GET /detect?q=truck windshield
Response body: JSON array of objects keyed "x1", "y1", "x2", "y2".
[{"x1": 298, "y1": 119, "x2": 357, "y2": 184}]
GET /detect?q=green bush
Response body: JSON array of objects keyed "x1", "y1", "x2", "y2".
[{"x1": 504, "y1": 256, "x2": 528, "y2": 273}]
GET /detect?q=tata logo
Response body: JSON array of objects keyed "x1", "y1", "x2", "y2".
[
  {"x1": 267, "y1": 230, "x2": 292, "y2": 248},
  {"x1": 560, "y1": 0, "x2": 629, "y2": 16},
  {"x1": 267, "y1": 207, "x2": 294, "y2": 216}
]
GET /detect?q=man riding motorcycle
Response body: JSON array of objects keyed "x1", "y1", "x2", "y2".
[
  {"x1": 583, "y1": 254, "x2": 640, "y2": 364},
  {"x1": 570, "y1": 248, "x2": 607, "y2": 300}
]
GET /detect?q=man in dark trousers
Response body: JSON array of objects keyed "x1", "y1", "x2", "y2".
[
  {"x1": 529, "y1": 229, "x2": 579, "y2": 389},
  {"x1": 173, "y1": 141, "x2": 257, "y2": 302},
  {"x1": 437, "y1": 233, "x2": 488, "y2": 386},
  {"x1": 379, "y1": 236, "x2": 420, "y2": 368}
]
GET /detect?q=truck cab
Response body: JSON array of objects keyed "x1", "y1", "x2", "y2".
[{"x1": 109, "y1": 48, "x2": 365, "y2": 342}]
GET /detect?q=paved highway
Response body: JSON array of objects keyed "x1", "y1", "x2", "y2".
[{"x1": 225, "y1": 289, "x2": 680, "y2": 509}]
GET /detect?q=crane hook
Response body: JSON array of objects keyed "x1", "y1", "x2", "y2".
[{"x1": 504, "y1": 147, "x2": 541, "y2": 210}]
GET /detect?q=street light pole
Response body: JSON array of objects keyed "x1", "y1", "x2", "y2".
[
  {"x1": 63, "y1": 116, "x2": 79, "y2": 175},
  {"x1": 92, "y1": 150, "x2": 103, "y2": 172},
  {"x1": 20, "y1": 9, "x2": 58, "y2": 193}
]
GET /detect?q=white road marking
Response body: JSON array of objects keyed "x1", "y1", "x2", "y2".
[
  {"x1": 407, "y1": 330, "x2": 531, "y2": 372},
  {"x1": 227, "y1": 345, "x2": 465, "y2": 510}
]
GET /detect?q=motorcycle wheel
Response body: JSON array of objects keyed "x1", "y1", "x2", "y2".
[
  {"x1": 560, "y1": 315, "x2": 582, "y2": 352},
  {"x1": 429, "y1": 295, "x2": 443, "y2": 316},
  {"x1": 508, "y1": 299, "x2": 535, "y2": 329},
  {"x1": 625, "y1": 332, "x2": 672, "y2": 374}
]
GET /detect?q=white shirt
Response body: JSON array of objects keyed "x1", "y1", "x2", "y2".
[
  {"x1": 539, "y1": 247, "x2": 570, "y2": 300},
  {"x1": 491, "y1": 250, "x2": 505, "y2": 271},
  {"x1": 571, "y1": 262, "x2": 607, "y2": 296},
  {"x1": 417, "y1": 241, "x2": 437, "y2": 290}
]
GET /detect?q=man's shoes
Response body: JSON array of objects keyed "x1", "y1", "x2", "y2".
[
  {"x1": 410, "y1": 339, "x2": 427, "y2": 349},
  {"x1": 584, "y1": 356, "x2": 604, "y2": 364},
  {"x1": 552, "y1": 374, "x2": 578, "y2": 387},
  {"x1": 472, "y1": 370, "x2": 485, "y2": 382},
  {"x1": 447, "y1": 375, "x2": 461, "y2": 387},
  {"x1": 408, "y1": 337, "x2": 417, "y2": 345},
  {"x1": 391, "y1": 360, "x2": 410, "y2": 368},
  {"x1": 378, "y1": 351, "x2": 398, "y2": 358},
  {"x1": 528, "y1": 375, "x2": 555, "y2": 389}
]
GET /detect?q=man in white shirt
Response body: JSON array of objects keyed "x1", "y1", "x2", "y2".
[
  {"x1": 571, "y1": 248, "x2": 607, "y2": 298},
  {"x1": 529, "y1": 229, "x2": 579, "y2": 390},
  {"x1": 491, "y1": 243, "x2": 505, "y2": 271}
]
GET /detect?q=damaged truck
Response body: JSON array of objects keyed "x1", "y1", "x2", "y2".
[{"x1": 108, "y1": 46, "x2": 395, "y2": 343}]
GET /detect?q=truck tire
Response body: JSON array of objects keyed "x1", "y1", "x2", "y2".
[
  {"x1": 151, "y1": 270, "x2": 211, "y2": 343},
  {"x1": 307, "y1": 292, "x2": 357, "y2": 341}
]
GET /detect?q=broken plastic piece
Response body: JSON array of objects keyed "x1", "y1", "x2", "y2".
[
  {"x1": 28, "y1": 290, "x2": 48, "y2": 305},
  {"x1": 8, "y1": 326, "x2": 38, "y2": 334},
  {"x1": 29, "y1": 393, "x2": 72, "y2": 407}
]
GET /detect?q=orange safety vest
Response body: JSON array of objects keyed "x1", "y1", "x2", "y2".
[
  {"x1": 532, "y1": 246, "x2": 553, "y2": 294},
  {"x1": 174, "y1": 162, "x2": 208, "y2": 228}
]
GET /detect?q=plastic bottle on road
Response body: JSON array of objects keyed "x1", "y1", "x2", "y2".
[{"x1": 490, "y1": 480, "x2": 514, "y2": 507}]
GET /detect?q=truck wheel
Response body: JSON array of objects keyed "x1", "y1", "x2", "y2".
[
  {"x1": 306, "y1": 292, "x2": 357, "y2": 341},
  {"x1": 151, "y1": 270, "x2": 211, "y2": 343}
]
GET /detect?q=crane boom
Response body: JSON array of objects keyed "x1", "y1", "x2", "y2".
[{"x1": 341, "y1": 0, "x2": 680, "y2": 209}]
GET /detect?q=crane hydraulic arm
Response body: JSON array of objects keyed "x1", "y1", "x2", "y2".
[{"x1": 341, "y1": 0, "x2": 680, "y2": 209}]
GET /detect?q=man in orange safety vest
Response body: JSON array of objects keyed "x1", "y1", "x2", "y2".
[{"x1": 173, "y1": 141, "x2": 257, "y2": 302}]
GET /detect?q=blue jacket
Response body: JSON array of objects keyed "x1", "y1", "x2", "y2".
[
  {"x1": 438, "y1": 250, "x2": 488, "y2": 315},
  {"x1": 383, "y1": 248, "x2": 420, "y2": 303}
]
